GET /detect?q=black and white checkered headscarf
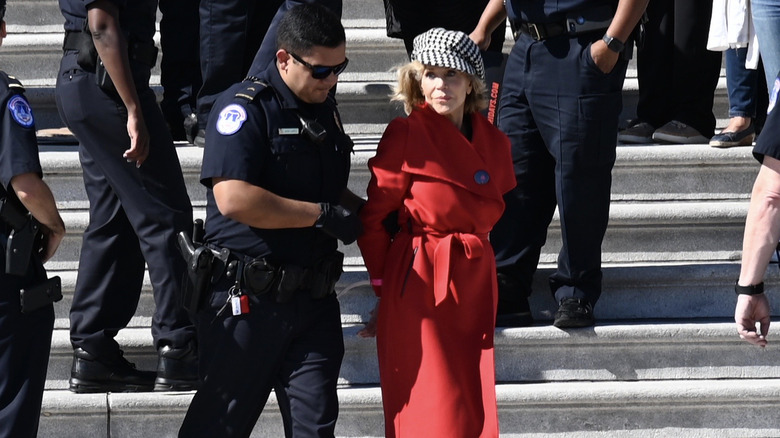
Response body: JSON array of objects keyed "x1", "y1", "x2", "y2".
[{"x1": 411, "y1": 28, "x2": 485, "y2": 80}]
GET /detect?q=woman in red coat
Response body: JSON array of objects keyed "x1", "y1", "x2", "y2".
[{"x1": 357, "y1": 28, "x2": 515, "y2": 438}]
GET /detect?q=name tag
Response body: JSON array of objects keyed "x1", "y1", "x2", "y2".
[{"x1": 278, "y1": 128, "x2": 300, "y2": 135}]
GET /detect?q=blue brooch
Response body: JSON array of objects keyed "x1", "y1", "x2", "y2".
[{"x1": 474, "y1": 170, "x2": 490, "y2": 185}]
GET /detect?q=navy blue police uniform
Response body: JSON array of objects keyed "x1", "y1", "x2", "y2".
[
  {"x1": 55, "y1": 0, "x2": 195, "y2": 385},
  {"x1": 179, "y1": 59, "x2": 351, "y2": 438},
  {"x1": 490, "y1": 0, "x2": 629, "y2": 317},
  {"x1": 753, "y1": 72, "x2": 780, "y2": 163},
  {"x1": 198, "y1": 0, "x2": 342, "y2": 135},
  {"x1": 0, "y1": 72, "x2": 55, "y2": 438}
]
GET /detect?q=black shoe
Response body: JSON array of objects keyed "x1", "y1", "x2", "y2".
[
  {"x1": 183, "y1": 113, "x2": 199, "y2": 144},
  {"x1": 194, "y1": 129, "x2": 206, "y2": 148},
  {"x1": 155, "y1": 341, "x2": 199, "y2": 391},
  {"x1": 69, "y1": 348, "x2": 156, "y2": 393},
  {"x1": 495, "y1": 272, "x2": 534, "y2": 328},
  {"x1": 553, "y1": 297, "x2": 595, "y2": 328}
]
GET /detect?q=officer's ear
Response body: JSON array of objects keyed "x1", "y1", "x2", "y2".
[{"x1": 277, "y1": 49, "x2": 291, "y2": 70}]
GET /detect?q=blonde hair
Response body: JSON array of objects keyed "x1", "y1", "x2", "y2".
[{"x1": 391, "y1": 61, "x2": 488, "y2": 115}]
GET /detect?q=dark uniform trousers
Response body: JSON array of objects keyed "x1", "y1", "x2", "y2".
[
  {"x1": 159, "y1": 0, "x2": 202, "y2": 130},
  {"x1": 491, "y1": 31, "x2": 628, "y2": 305},
  {"x1": 198, "y1": 0, "x2": 343, "y2": 129},
  {"x1": 55, "y1": 52, "x2": 195, "y2": 356},
  {"x1": 0, "y1": 269, "x2": 53, "y2": 438},
  {"x1": 179, "y1": 279, "x2": 344, "y2": 438}
]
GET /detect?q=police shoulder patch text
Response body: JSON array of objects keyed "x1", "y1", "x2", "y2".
[
  {"x1": 216, "y1": 104, "x2": 248, "y2": 135},
  {"x1": 8, "y1": 95, "x2": 35, "y2": 128}
]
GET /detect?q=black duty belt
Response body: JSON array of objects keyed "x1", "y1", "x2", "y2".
[
  {"x1": 514, "y1": 21, "x2": 569, "y2": 41},
  {"x1": 62, "y1": 30, "x2": 158, "y2": 68}
]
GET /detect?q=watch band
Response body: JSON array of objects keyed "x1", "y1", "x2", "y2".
[
  {"x1": 602, "y1": 34, "x2": 625, "y2": 53},
  {"x1": 735, "y1": 281, "x2": 764, "y2": 295}
]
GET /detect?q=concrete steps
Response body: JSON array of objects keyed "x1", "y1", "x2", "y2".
[
  {"x1": 38, "y1": 379, "x2": 780, "y2": 438},
  {"x1": 6, "y1": 0, "x2": 770, "y2": 436}
]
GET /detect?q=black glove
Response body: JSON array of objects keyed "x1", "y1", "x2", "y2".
[{"x1": 315, "y1": 203, "x2": 363, "y2": 245}]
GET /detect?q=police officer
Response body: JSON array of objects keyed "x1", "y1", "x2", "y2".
[
  {"x1": 0, "y1": 2, "x2": 67, "y2": 435},
  {"x1": 472, "y1": 0, "x2": 648, "y2": 327},
  {"x1": 179, "y1": 4, "x2": 360, "y2": 437},
  {"x1": 55, "y1": 0, "x2": 197, "y2": 391},
  {"x1": 195, "y1": 0, "x2": 342, "y2": 146}
]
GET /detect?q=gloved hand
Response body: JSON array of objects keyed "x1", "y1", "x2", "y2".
[{"x1": 315, "y1": 203, "x2": 363, "y2": 245}]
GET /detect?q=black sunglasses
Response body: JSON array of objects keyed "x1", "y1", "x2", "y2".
[{"x1": 288, "y1": 51, "x2": 349, "y2": 79}]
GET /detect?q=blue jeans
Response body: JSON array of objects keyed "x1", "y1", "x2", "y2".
[
  {"x1": 752, "y1": 0, "x2": 780, "y2": 91},
  {"x1": 726, "y1": 47, "x2": 760, "y2": 118}
]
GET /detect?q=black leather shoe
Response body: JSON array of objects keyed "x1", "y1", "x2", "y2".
[
  {"x1": 155, "y1": 341, "x2": 199, "y2": 391},
  {"x1": 495, "y1": 272, "x2": 534, "y2": 327},
  {"x1": 553, "y1": 297, "x2": 595, "y2": 328},
  {"x1": 69, "y1": 348, "x2": 155, "y2": 393}
]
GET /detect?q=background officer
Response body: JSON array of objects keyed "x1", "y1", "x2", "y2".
[
  {"x1": 55, "y1": 0, "x2": 197, "y2": 392},
  {"x1": 179, "y1": 4, "x2": 361, "y2": 437},
  {"x1": 195, "y1": 0, "x2": 342, "y2": 146},
  {"x1": 472, "y1": 0, "x2": 648, "y2": 328},
  {"x1": 0, "y1": 1, "x2": 67, "y2": 435}
]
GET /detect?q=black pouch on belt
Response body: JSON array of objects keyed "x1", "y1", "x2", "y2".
[
  {"x1": 243, "y1": 258, "x2": 277, "y2": 295},
  {"x1": 75, "y1": 21, "x2": 98, "y2": 72},
  {"x1": 276, "y1": 265, "x2": 305, "y2": 303},
  {"x1": 310, "y1": 251, "x2": 344, "y2": 299}
]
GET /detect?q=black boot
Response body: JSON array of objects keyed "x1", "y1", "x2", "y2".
[
  {"x1": 155, "y1": 340, "x2": 199, "y2": 391},
  {"x1": 69, "y1": 348, "x2": 156, "y2": 393},
  {"x1": 495, "y1": 272, "x2": 534, "y2": 328}
]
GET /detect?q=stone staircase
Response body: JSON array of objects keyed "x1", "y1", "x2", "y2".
[{"x1": 6, "y1": 1, "x2": 780, "y2": 437}]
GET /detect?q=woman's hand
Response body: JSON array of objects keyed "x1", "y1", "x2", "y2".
[{"x1": 357, "y1": 299, "x2": 380, "y2": 338}]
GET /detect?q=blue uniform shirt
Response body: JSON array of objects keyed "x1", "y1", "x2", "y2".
[
  {"x1": 0, "y1": 72, "x2": 42, "y2": 258},
  {"x1": 506, "y1": 0, "x2": 617, "y2": 24},
  {"x1": 200, "y1": 61, "x2": 353, "y2": 266}
]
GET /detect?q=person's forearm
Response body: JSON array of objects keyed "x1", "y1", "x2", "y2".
[
  {"x1": 87, "y1": 1, "x2": 142, "y2": 115},
  {"x1": 474, "y1": 0, "x2": 507, "y2": 38},
  {"x1": 739, "y1": 167, "x2": 780, "y2": 285},
  {"x1": 212, "y1": 178, "x2": 321, "y2": 229},
  {"x1": 10, "y1": 173, "x2": 66, "y2": 237},
  {"x1": 607, "y1": 0, "x2": 649, "y2": 42}
]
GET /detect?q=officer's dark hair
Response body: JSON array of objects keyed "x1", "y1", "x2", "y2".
[
  {"x1": 276, "y1": 4, "x2": 345, "y2": 55},
  {"x1": 0, "y1": 0, "x2": 6, "y2": 22}
]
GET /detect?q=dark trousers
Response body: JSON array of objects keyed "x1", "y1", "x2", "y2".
[
  {"x1": 0, "y1": 274, "x2": 54, "y2": 438},
  {"x1": 55, "y1": 52, "x2": 195, "y2": 357},
  {"x1": 159, "y1": 0, "x2": 202, "y2": 137},
  {"x1": 636, "y1": 0, "x2": 722, "y2": 137},
  {"x1": 179, "y1": 282, "x2": 344, "y2": 438},
  {"x1": 491, "y1": 32, "x2": 627, "y2": 306},
  {"x1": 196, "y1": 0, "x2": 284, "y2": 129},
  {"x1": 198, "y1": 0, "x2": 343, "y2": 129}
]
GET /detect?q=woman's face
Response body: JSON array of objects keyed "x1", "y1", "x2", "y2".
[{"x1": 420, "y1": 65, "x2": 472, "y2": 126}]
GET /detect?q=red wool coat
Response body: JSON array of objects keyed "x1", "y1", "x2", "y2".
[{"x1": 358, "y1": 103, "x2": 515, "y2": 438}]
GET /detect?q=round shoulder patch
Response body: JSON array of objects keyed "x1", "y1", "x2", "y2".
[
  {"x1": 216, "y1": 104, "x2": 248, "y2": 135},
  {"x1": 8, "y1": 95, "x2": 34, "y2": 128}
]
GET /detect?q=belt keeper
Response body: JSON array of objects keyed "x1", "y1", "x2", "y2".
[{"x1": 735, "y1": 281, "x2": 764, "y2": 295}]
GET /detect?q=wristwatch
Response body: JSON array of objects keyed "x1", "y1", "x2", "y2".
[{"x1": 602, "y1": 34, "x2": 625, "y2": 53}]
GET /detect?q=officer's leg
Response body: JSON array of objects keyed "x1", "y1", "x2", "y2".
[
  {"x1": 197, "y1": 0, "x2": 276, "y2": 132},
  {"x1": 159, "y1": 0, "x2": 201, "y2": 141},
  {"x1": 249, "y1": 0, "x2": 342, "y2": 74},
  {"x1": 275, "y1": 293, "x2": 344, "y2": 438},
  {"x1": 0, "y1": 276, "x2": 54, "y2": 438},
  {"x1": 180, "y1": 289, "x2": 293, "y2": 438},
  {"x1": 57, "y1": 70, "x2": 147, "y2": 357},
  {"x1": 531, "y1": 36, "x2": 627, "y2": 308},
  {"x1": 491, "y1": 38, "x2": 558, "y2": 325},
  {"x1": 635, "y1": 0, "x2": 673, "y2": 129},
  {"x1": 112, "y1": 88, "x2": 194, "y2": 351}
]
